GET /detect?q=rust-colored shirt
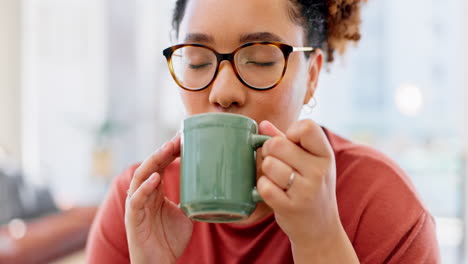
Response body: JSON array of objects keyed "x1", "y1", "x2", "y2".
[{"x1": 86, "y1": 129, "x2": 440, "y2": 263}]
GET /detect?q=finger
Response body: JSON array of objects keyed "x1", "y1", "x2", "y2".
[
  {"x1": 261, "y1": 135, "x2": 315, "y2": 177},
  {"x1": 257, "y1": 176, "x2": 290, "y2": 213},
  {"x1": 262, "y1": 156, "x2": 295, "y2": 189},
  {"x1": 163, "y1": 197, "x2": 191, "y2": 220},
  {"x1": 129, "y1": 134, "x2": 180, "y2": 195},
  {"x1": 127, "y1": 173, "x2": 161, "y2": 213},
  {"x1": 283, "y1": 171, "x2": 310, "y2": 199},
  {"x1": 286, "y1": 120, "x2": 333, "y2": 158},
  {"x1": 258, "y1": 120, "x2": 285, "y2": 138}
]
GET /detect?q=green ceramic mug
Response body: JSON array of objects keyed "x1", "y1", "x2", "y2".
[{"x1": 180, "y1": 113, "x2": 270, "y2": 223}]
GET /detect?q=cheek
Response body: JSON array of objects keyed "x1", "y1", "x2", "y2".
[
  {"x1": 288, "y1": 57, "x2": 309, "y2": 103},
  {"x1": 179, "y1": 90, "x2": 209, "y2": 114},
  {"x1": 255, "y1": 81, "x2": 304, "y2": 131},
  {"x1": 274, "y1": 61, "x2": 308, "y2": 113}
]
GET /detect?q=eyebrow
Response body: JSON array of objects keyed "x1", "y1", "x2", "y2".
[
  {"x1": 184, "y1": 32, "x2": 285, "y2": 45},
  {"x1": 239, "y1": 32, "x2": 284, "y2": 43},
  {"x1": 184, "y1": 33, "x2": 215, "y2": 43}
]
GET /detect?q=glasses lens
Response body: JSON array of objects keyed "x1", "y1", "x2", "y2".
[
  {"x1": 170, "y1": 46, "x2": 217, "y2": 90},
  {"x1": 235, "y1": 44, "x2": 285, "y2": 89}
]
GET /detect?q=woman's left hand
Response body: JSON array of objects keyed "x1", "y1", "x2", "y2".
[{"x1": 257, "y1": 119, "x2": 357, "y2": 263}]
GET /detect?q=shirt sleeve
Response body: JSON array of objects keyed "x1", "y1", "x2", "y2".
[
  {"x1": 333, "y1": 143, "x2": 441, "y2": 264},
  {"x1": 85, "y1": 165, "x2": 137, "y2": 264},
  {"x1": 384, "y1": 212, "x2": 440, "y2": 264}
]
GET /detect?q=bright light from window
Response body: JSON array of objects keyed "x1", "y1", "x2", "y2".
[{"x1": 394, "y1": 84, "x2": 424, "y2": 116}]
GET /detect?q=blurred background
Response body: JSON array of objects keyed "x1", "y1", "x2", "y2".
[{"x1": 0, "y1": 0, "x2": 466, "y2": 263}]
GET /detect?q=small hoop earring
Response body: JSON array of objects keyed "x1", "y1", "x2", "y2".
[{"x1": 303, "y1": 97, "x2": 317, "y2": 114}]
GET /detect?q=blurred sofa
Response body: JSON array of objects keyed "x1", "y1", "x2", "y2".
[{"x1": 0, "y1": 165, "x2": 98, "y2": 263}]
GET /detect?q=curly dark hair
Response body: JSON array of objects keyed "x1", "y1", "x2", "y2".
[{"x1": 171, "y1": 0, "x2": 366, "y2": 63}]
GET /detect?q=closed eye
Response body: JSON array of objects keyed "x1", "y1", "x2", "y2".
[
  {"x1": 246, "y1": 61, "x2": 276, "y2": 66},
  {"x1": 189, "y1": 63, "x2": 212, "y2": 69}
]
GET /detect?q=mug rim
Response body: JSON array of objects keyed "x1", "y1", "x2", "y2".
[{"x1": 183, "y1": 112, "x2": 259, "y2": 131}]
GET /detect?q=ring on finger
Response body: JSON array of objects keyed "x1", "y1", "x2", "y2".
[{"x1": 286, "y1": 171, "x2": 296, "y2": 190}]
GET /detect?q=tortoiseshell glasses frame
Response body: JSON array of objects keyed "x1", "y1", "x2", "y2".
[{"x1": 162, "y1": 41, "x2": 314, "y2": 91}]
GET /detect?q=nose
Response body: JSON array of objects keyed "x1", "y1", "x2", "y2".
[{"x1": 208, "y1": 61, "x2": 246, "y2": 110}]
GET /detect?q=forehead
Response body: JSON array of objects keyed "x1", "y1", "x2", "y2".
[{"x1": 178, "y1": 0, "x2": 305, "y2": 48}]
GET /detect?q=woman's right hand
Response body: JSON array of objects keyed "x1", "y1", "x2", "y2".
[{"x1": 125, "y1": 134, "x2": 193, "y2": 264}]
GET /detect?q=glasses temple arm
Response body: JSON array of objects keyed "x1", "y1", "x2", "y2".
[{"x1": 292, "y1": 47, "x2": 314, "y2": 52}]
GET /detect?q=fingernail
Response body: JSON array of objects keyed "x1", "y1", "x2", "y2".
[
  {"x1": 257, "y1": 176, "x2": 266, "y2": 189},
  {"x1": 161, "y1": 142, "x2": 169, "y2": 150},
  {"x1": 151, "y1": 173, "x2": 159, "y2": 182},
  {"x1": 261, "y1": 120, "x2": 271, "y2": 126},
  {"x1": 171, "y1": 132, "x2": 180, "y2": 141}
]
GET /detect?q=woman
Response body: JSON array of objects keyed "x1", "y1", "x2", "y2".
[{"x1": 86, "y1": 0, "x2": 440, "y2": 263}]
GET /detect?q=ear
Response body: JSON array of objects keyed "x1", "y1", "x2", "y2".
[{"x1": 303, "y1": 49, "x2": 323, "y2": 105}]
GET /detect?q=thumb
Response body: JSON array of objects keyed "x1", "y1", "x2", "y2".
[{"x1": 259, "y1": 120, "x2": 285, "y2": 137}]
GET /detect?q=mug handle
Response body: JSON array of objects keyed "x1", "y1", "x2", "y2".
[
  {"x1": 251, "y1": 134, "x2": 270, "y2": 149},
  {"x1": 250, "y1": 134, "x2": 271, "y2": 203}
]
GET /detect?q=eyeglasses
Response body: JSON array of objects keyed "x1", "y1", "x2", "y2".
[{"x1": 162, "y1": 42, "x2": 314, "y2": 91}]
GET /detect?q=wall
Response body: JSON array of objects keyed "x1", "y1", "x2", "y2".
[
  {"x1": 0, "y1": 0, "x2": 21, "y2": 161},
  {"x1": 464, "y1": 0, "x2": 468, "y2": 260},
  {"x1": 19, "y1": 0, "x2": 177, "y2": 206},
  {"x1": 21, "y1": 0, "x2": 109, "y2": 205}
]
